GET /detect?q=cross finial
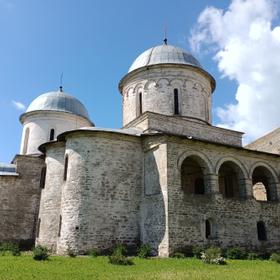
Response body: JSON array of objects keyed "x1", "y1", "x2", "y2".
[
  {"x1": 59, "y1": 72, "x2": 63, "y2": 92},
  {"x1": 163, "y1": 26, "x2": 168, "y2": 45}
]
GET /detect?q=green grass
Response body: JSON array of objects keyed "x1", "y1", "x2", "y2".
[{"x1": 0, "y1": 255, "x2": 280, "y2": 280}]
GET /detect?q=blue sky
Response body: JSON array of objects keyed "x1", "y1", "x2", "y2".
[{"x1": 1, "y1": 0, "x2": 279, "y2": 163}]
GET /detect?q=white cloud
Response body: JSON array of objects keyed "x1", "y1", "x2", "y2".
[
  {"x1": 12, "y1": 100, "x2": 26, "y2": 111},
  {"x1": 190, "y1": 0, "x2": 280, "y2": 144}
]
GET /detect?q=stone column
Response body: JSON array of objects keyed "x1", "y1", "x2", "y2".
[{"x1": 205, "y1": 174, "x2": 219, "y2": 194}]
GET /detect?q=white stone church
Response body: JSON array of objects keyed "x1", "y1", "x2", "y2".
[{"x1": 1, "y1": 42, "x2": 280, "y2": 256}]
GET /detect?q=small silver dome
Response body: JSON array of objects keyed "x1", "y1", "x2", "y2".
[
  {"x1": 26, "y1": 90, "x2": 90, "y2": 120},
  {"x1": 129, "y1": 44, "x2": 201, "y2": 73}
]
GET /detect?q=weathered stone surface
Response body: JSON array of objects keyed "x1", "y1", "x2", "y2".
[
  {"x1": 0, "y1": 155, "x2": 44, "y2": 248},
  {"x1": 120, "y1": 65, "x2": 213, "y2": 126}
]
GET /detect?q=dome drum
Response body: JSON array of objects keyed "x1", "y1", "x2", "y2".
[{"x1": 119, "y1": 45, "x2": 215, "y2": 127}]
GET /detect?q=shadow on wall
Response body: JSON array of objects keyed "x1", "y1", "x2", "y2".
[{"x1": 141, "y1": 147, "x2": 166, "y2": 256}]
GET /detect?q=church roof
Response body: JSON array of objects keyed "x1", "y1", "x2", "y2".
[
  {"x1": 0, "y1": 163, "x2": 18, "y2": 176},
  {"x1": 25, "y1": 90, "x2": 90, "y2": 120},
  {"x1": 128, "y1": 44, "x2": 201, "y2": 73}
]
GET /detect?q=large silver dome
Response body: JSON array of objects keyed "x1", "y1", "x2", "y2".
[
  {"x1": 26, "y1": 90, "x2": 90, "y2": 120},
  {"x1": 128, "y1": 44, "x2": 201, "y2": 73}
]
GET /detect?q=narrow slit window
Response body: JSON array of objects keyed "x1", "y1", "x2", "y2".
[
  {"x1": 257, "y1": 221, "x2": 267, "y2": 241},
  {"x1": 36, "y1": 218, "x2": 41, "y2": 238},
  {"x1": 49, "y1": 128, "x2": 55, "y2": 141},
  {"x1": 40, "y1": 167, "x2": 47, "y2": 189},
  {"x1": 63, "y1": 155, "x2": 68, "y2": 181},
  {"x1": 139, "y1": 92, "x2": 142, "y2": 115},
  {"x1": 174, "y1": 89, "x2": 179, "y2": 115},
  {"x1": 58, "y1": 215, "x2": 62, "y2": 237},
  {"x1": 205, "y1": 220, "x2": 211, "y2": 239}
]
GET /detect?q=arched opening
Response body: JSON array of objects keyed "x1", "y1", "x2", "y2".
[
  {"x1": 40, "y1": 166, "x2": 46, "y2": 189},
  {"x1": 181, "y1": 156, "x2": 206, "y2": 194},
  {"x1": 257, "y1": 221, "x2": 267, "y2": 241},
  {"x1": 23, "y1": 127, "x2": 30, "y2": 155},
  {"x1": 252, "y1": 166, "x2": 275, "y2": 201},
  {"x1": 205, "y1": 219, "x2": 211, "y2": 239},
  {"x1": 218, "y1": 161, "x2": 245, "y2": 198},
  {"x1": 174, "y1": 88, "x2": 179, "y2": 115},
  {"x1": 63, "y1": 155, "x2": 68, "y2": 181},
  {"x1": 49, "y1": 128, "x2": 55, "y2": 141}
]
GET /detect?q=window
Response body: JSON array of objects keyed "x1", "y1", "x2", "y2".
[
  {"x1": 252, "y1": 166, "x2": 274, "y2": 201},
  {"x1": 205, "y1": 220, "x2": 211, "y2": 239},
  {"x1": 218, "y1": 161, "x2": 245, "y2": 199},
  {"x1": 36, "y1": 218, "x2": 41, "y2": 238},
  {"x1": 49, "y1": 128, "x2": 55, "y2": 141},
  {"x1": 23, "y1": 127, "x2": 30, "y2": 154},
  {"x1": 174, "y1": 88, "x2": 179, "y2": 115},
  {"x1": 181, "y1": 156, "x2": 206, "y2": 195},
  {"x1": 58, "y1": 215, "x2": 62, "y2": 237},
  {"x1": 139, "y1": 92, "x2": 142, "y2": 115},
  {"x1": 257, "y1": 221, "x2": 267, "y2": 241},
  {"x1": 63, "y1": 155, "x2": 68, "y2": 181},
  {"x1": 40, "y1": 167, "x2": 46, "y2": 189}
]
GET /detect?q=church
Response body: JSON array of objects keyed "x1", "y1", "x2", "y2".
[{"x1": 1, "y1": 42, "x2": 280, "y2": 257}]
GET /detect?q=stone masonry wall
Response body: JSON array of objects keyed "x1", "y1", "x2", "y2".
[
  {"x1": 120, "y1": 65, "x2": 212, "y2": 126},
  {"x1": 36, "y1": 142, "x2": 65, "y2": 251},
  {"x1": 0, "y1": 155, "x2": 44, "y2": 248},
  {"x1": 141, "y1": 137, "x2": 169, "y2": 256},
  {"x1": 126, "y1": 112, "x2": 243, "y2": 147},
  {"x1": 56, "y1": 131, "x2": 142, "y2": 254},
  {"x1": 166, "y1": 136, "x2": 280, "y2": 254}
]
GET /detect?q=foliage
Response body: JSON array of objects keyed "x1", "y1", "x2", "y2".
[
  {"x1": 192, "y1": 246, "x2": 204, "y2": 259},
  {"x1": 112, "y1": 243, "x2": 127, "y2": 256},
  {"x1": 108, "y1": 243, "x2": 133, "y2": 265},
  {"x1": 108, "y1": 254, "x2": 134, "y2": 265},
  {"x1": 270, "y1": 253, "x2": 280, "y2": 263},
  {"x1": 33, "y1": 245, "x2": 49, "y2": 261},
  {"x1": 171, "y1": 252, "x2": 185, "y2": 258},
  {"x1": 226, "y1": 247, "x2": 247, "y2": 260},
  {"x1": 137, "y1": 244, "x2": 151, "y2": 259},
  {"x1": 247, "y1": 252, "x2": 259, "y2": 260},
  {"x1": 88, "y1": 249, "x2": 99, "y2": 257},
  {"x1": 257, "y1": 251, "x2": 271, "y2": 260},
  {"x1": 201, "y1": 247, "x2": 226, "y2": 265},
  {"x1": 0, "y1": 243, "x2": 21, "y2": 256}
]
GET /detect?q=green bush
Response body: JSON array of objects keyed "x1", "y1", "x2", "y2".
[
  {"x1": 0, "y1": 243, "x2": 21, "y2": 256},
  {"x1": 247, "y1": 252, "x2": 259, "y2": 260},
  {"x1": 112, "y1": 243, "x2": 127, "y2": 256},
  {"x1": 33, "y1": 245, "x2": 49, "y2": 261},
  {"x1": 192, "y1": 246, "x2": 204, "y2": 259},
  {"x1": 108, "y1": 254, "x2": 134, "y2": 265},
  {"x1": 258, "y1": 252, "x2": 270, "y2": 260},
  {"x1": 226, "y1": 247, "x2": 247, "y2": 260},
  {"x1": 108, "y1": 244, "x2": 133, "y2": 265},
  {"x1": 270, "y1": 253, "x2": 280, "y2": 263},
  {"x1": 137, "y1": 244, "x2": 151, "y2": 259},
  {"x1": 171, "y1": 252, "x2": 185, "y2": 258},
  {"x1": 201, "y1": 247, "x2": 226, "y2": 265},
  {"x1": 88, "y1": 249, "x2": 99, "y2": 257}
]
